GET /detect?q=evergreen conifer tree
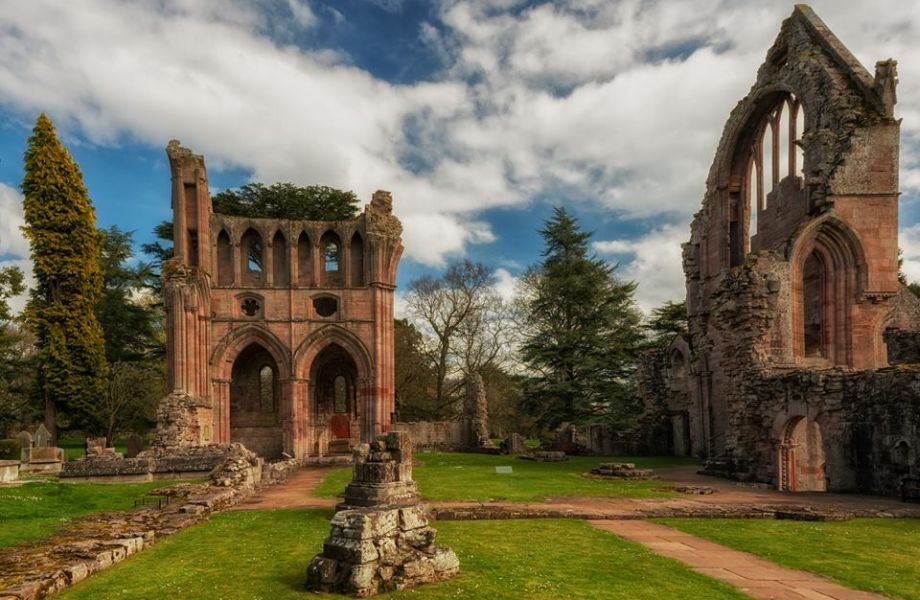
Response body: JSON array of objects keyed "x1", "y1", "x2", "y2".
[
  {"x1": 520, "y1": 207, "x2": 643, "y2": 429},
  {"x1": 21, "y1": 114, "x2": 108, "y2": 437}
]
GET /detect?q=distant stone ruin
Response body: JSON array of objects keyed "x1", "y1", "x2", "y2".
[{"x1": 306, "y1": 431, "x2": 459, "y2": 596}]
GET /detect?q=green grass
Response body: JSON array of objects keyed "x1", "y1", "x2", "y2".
[
  {"x1": 660, "y1": 518, "x2": 920, "y2": 600},
  {"x1": 314, "y1": 452, "x2": 697, "y2": 502},
  {"x1": 58, "y1": 509, "x2": 747, "y2": 600},
  {"x1": 0, "y1": 480, "x2": 171, "y2": 548},
  {"x1": 59, "y1": 437, "x2": 129, "y2": 461}
]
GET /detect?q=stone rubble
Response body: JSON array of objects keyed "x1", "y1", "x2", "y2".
[{"x1": 590, "y1": 463, "x2": 657, "y2": 480}]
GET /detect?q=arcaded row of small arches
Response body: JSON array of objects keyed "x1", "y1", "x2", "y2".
[{"x1": 214, "y1": 226, "x2": 365, "y2": 288}]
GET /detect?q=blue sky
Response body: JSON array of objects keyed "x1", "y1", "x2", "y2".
[{"x1": 1, "y1": 0, "x2": 919, "y2": 313}]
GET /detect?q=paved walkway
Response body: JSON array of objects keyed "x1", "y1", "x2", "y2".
[{"x1": 590, "y1": 520, "x2": 887, "y2": 600}]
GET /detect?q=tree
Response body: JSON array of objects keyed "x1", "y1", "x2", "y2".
[
  {"x1": 405, "y1": 260, "x2": 506, "y2": 418},
  {"x1": 0, "y1": 266, "x2": 37, "y2": 432},
  {"x1": 21, "y1": 114, "x2": 109, "y2": 438},
  {"x1": 519, "y1": 207, "x2": 644, "y2": 429},
  {"x1": 212, "y1": 183, "x2": 359, "y2": 221},
  {"x1": 393, "y1": 318, "x2": 437, "y2": 420},
  {"x1": 96, "y1": 226, "x2": 163, "y2": 362},
  {"x1": 100, "y1": 361, "x2": 163, "y2": 442},
  {"x1": 644, "y1": 300, "x2": 688, "y2": 348}
]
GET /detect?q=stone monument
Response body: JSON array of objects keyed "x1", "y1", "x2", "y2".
[{"x1": 306, "y1": 431, "x2": 459, "y2": 597}]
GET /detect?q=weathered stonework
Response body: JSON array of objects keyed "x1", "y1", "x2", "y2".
[
  {"x1": 306, "y1": 432, "x2": 458, "y2": 597},
  {"x1": 636, "y1": 6, "x2": 920, "y2": 496},
  {"x1": 151, "y1": 142, "x2": 402, "y2": 461}
]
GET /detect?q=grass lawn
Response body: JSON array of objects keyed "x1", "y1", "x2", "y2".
[
  {"x1": 660, "y1": 518, "x2": 920, "y2": 600},
  {"x1": 0, "y1": 480, "x2": 171, "y2": 548},
  {"x1": 313, "y1": 452, "x2": 697, "y2": 502},
  {"x1": 59, "y1": 437, "x2": 129, "y2": 461},
  {"x1": 58, "y1": 509, "x2": 746, "y2": 600}
]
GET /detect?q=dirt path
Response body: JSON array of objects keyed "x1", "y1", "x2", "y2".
[
  {"x1": 232, "y1": 467, "x2": 335, "y2": 510},
  {"x1": 590, "y1": 520, "x2": 886, "y2": 600},
  {"x1": 234, "y1": 465, "x2": 920, "y2": 519}
]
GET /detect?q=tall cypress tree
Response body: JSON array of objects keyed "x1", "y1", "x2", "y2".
[
  {"x1": 22, "y1": 114, "x2": 108, "y2": 438},
  {"x1": 520, "y1": 207, "x2": 644, "y2": 429}
]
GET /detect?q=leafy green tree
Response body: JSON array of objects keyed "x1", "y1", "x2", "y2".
[
  {"x1": 212, "y1": 183, "x2": 359, "y2": 221},
  {"x1": 519, "y1": 207, "x2": 644, "y2": 429},
  {"x1": 96, "y1": 226, "x2": 162, "y2": 362},
  {"x1": 644, "y1": 300, "x2": 688, "y2": 348},
  {"x1": 0, "y1": 266, "x2": 37, "y2": 432},
  {"x1": 100, "y1": 361, "x2": 163, "y2": 441},
  {"x1": 394, "y1": 318, "x2": 437, "y2": 420},
  {"x1": 21, "y1": 114, "x2": 108, "y2": 438}
]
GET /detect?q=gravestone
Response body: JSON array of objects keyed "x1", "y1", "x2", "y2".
[
  {"x1": 126, "y1": 433, "x2": 145, "y2": 458},
  {"x1": 504, "y1": 433, "x2": 525, "y2": 455},
  {"x1": 21, "y1": 425, "x2": 64, "y2": 474},
  {"x1": 85, "y1": 437, "x2": 108, "y2": 457},
  {"x1": 0, "y1": 460, "x2": 19, "y2": 483},
  {"x1": 16, "y1": 431, "x2": 32, "y2": 463},
  {"x1": 306, "y1": 431, "x2": 459, "y2": 596},
  {"x1": 33, "y1": 424, "x2": 51, "y2": 448}
]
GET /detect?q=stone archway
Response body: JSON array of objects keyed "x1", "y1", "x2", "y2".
[
  {"x1": 310, "y1": 344, "x2": 359, "y2": 455},
  {"x1": 229, "y1": 343, "x2": 283, "y2": 459},
  {"x1": 778, "y1": 416, "x2": 826, "y2": 492}
]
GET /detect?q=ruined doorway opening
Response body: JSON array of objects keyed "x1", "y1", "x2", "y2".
[
  {"x1": 311, "y1": 344, "x2": 358, "y2": 454},
  {"x1": 802, "y1": 251, "x2": 826, "y2": 358},
  {"x1": 778, "y1": 416, "x2": 826, "y2": 492},
  {"x1": 230, "y1": 343, "x2": 282, "y2": 459}
]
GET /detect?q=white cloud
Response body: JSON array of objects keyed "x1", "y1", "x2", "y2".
[
  {"x1": 400, "y1": 214, "x2": 495, "y2": 267},
  {"x1": 0, "y1": 0, "x2": 918, "y2": 274},
  {"x1": 492, "y1": 267, "x2": 517, "y2": 302},
  {"x1": 0, "y1": 183, "x2": 32, "y2": 314},
  {"x1": 593, "y1": 223, "x2": 687, "y2": 313}
]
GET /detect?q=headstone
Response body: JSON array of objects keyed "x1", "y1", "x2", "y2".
[
  {"x1": 86, "y1": 437, "x2": 108, "y2": 457},
  {"x1": 0, "y1": 460, "x2": 19, "y2": 483},
  {"x1": 495, "y1": 466, "x2": 513, "y2": 474},
  {"x1": 306, "y1": 431, "x2": 459, "y2": 596},
  {"x1": 504, "y1": 433, "x2": 525, "y2": 455},
  {"x1": 126, "y1": 433, "x2": 145, "y2": 458},
  {"x1": 33, "y1": 424, "x2": 51, "y2": 448},
  {"x1": 16, "y1": 431, "x2": 32, "y2": 463}
]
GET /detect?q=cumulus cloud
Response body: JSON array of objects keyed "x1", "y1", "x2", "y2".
[
  {"x1": 0, "y1": 183, "x2": 32, "y2": 314},
  {"x1": 593, "y1": 223, "x2": 687, "y2": 313},
  {"x1": 0, "y1": 0, "x2": 918, "y2": 282}
]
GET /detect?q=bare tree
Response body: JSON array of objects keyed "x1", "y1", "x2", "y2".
[{"x1": 405, "y1": 260, "x2": 511, "y2": 418}]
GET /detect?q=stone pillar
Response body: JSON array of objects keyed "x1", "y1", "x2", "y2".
[
  {"x1": 265, "y1": 241, "x2": 274, "y2": 287},
  {"x1": 213, "y1": 378, "x2": 231, "y2": 443},
  {"x1": 233, "y1": 242, "x2": 242, "y2": 286}
]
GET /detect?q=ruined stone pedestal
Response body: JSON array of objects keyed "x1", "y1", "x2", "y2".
[{"x1": 306, "y1": 431, "x2": 459, "y2": 597}]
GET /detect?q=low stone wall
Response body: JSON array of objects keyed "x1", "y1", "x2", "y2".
[
  {"x1": 392, "y1": 421, "x2": 463, "y2": 451},
  {"x1": 60, "y1": 444, "x2": 241, "y2": 481},
  {"x1": 0, "y1": 444, "x2": 299, "y2": 600}
]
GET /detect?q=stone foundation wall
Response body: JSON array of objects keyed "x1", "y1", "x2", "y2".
[
  {"x1": 391, "y1": 421, "x2": 463, "y2": 451},
  {"x1": 720, "y1": 366, "x2": 920, "y2": 495}
]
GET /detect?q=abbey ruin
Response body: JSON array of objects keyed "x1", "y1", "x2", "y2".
[
  {"x1": 158, "y1": 142, "x2": 403, "y2": 461},
  {"x1": 638, "y1": 5, "x2": 920, "y2": 496}
]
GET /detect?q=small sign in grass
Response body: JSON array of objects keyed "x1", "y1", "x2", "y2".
[{"x1": 495, "y1": 466, "x2": 513, "y2": 474}]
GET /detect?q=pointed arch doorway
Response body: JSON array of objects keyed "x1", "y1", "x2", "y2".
[
  {"x1": 229, "y1": 343, "x2": 282, "y2": 459},
  {"x1": 310, "y1": 344, "x2": 359, "y2": 455}
]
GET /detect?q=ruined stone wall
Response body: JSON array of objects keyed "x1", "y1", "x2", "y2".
[
  {"x1": 718, "y1": 366, "x2": 920, "y2": 495},
  {"x1": 391, "y1": 421, "x2": 463, "y2": 451}
]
